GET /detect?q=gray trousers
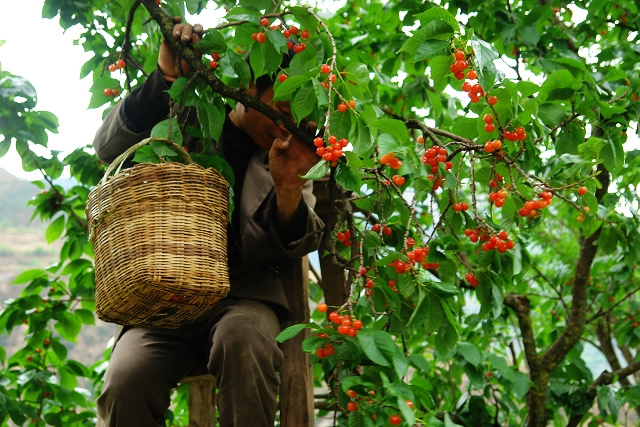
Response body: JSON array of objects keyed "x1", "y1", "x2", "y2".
[{"x1": 96, "y1": 298, "x2": 284, "y2": 426}]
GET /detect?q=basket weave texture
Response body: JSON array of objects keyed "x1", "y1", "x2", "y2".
[{"x1": 86, "y1": 142, "x2": 230, "y2": 328}]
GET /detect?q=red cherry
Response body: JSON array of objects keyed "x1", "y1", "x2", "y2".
[
  {"x1": 104, "y1": 88, "x2": 113, "y2": 96},
  {"x1": 320, "y1": 64, "x2": 331, "y2": 74},
  {"x1": 209, "y1": 60, "x2": 218, "y2": 69},
  {"x1": 488, "y1": 95, "x2": 498, "y2": 105},
  {"x1": 577, "y1": 186, "x2": 587, "y2": 196},
  {"x1": 317, "y1": 303, "x2": 327, "y2": 313},
  {"x1": 389, "y1": 414, "x2": 402, "y2": 425},
  {"x1": 256, "y1": 32, "x2": 267, "y2": 43},
  {"x1": 315, "y1": 347, "x2": 325, "y2": 358},
  {"x1": 211, "y1": 52, "x2": 220, "y2": 61},
  {"x1": 346, "y1": 401, "x2": 357, "y2": 411},
  {"x1": 337, "y1": 102, "x2": 348, "y2": 112},
  {"x1": 289, "y1": 26, "x2": 299, "y2": 35},
  {"x1": 293, "y1": 43, "x2": 306, "y2": 53},
  {"x1": 323, "y1": 343, "x2": 335, "y2": 356},
  {"x1": 277, "y1": 73, "x2": 287, "y2": 82},
  {"x1": 466, "y1": 69, "x2": 477, "y2": 79},
  {"x1": 108, "y1": 63, "x2": 117, "y2": 72},
  {"x1": 300, "y1": 29, "x2": 310, "y2": 39},
  {"x1": 260, "y1": 17, "x2": 270, "y2": 26},
  {"x1": 347, "y1": 389, "x2": 357, "y2": 398},
  {"x1": 484, "y1": 123, "x2": 495, "y2": 132},
  {"x1": 392, "y1": 175, "x2": 406, "y2": 186},
  {"x1": 116, "y1": 59, "x2": 126, "y2": 69}
]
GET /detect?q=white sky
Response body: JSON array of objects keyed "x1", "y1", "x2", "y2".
[{"x1": 0, "y1": 2, "x2": 104, "y2": 180}]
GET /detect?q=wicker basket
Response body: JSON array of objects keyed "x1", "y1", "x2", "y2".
[{"x1": 86, "y1": 138, "x2": 230, "y2": 328}]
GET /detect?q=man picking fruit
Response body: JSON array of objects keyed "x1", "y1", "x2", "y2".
[{"x1": 93, "y1": 18, "x2": 324, "y2": 427}]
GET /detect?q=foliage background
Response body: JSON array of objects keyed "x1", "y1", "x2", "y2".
[{"x1": 0, "y1": 0, "x2": 639, "y2": 426}]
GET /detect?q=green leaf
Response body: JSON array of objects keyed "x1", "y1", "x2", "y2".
[
  {"x1": 539, "y1": 70, "x2": 577, "y2": 103},
  {"x1": 363, "y1": 230, "x2": 382, "y2": 250},
  {"x1": 290, "y1": 6, "x2": 319, "y2": 34},
  {"x1": 357, "y1": 329, "x2": 397, "y2": 367},
  {"x1": 228, "y1": 49, "x2": 252, "y2": 88},
  {"x1": 469, "y1": 36, "x2": 499, "y2": 90},
  {"x1": 371, "y1": 119, "x2": 409, "y2": 145},
  {"x1": 225, "y1": 7, "x2": 261, "y2": 23},
  {"x1": 415, "y1": 40, "x2": 450, "y2": 61},
  {"x1": 266, "y1": 28, "x2": 288, "y2": 53},
  {"x1": 276, "y1": 323, "x2": 311, "y2": 342},
  {"x1": 301, "y1": 159, "x2": 329, "y2": 180},
  {"x1": 457, "y1": 342, "x2": 482, "y2": 367},
  {"x1": 435, "y1": 322, "x2": 458, "y2": 357},
  {"x1": 58, "y1": 365, "x2": 78, "y2": 390},
  {"x1": 429, "y1": 281, "x2": 458, "y2": 297},
  {"x1": 578, "y1": 136, "x2": 605, "y2": 160},
  {"x1": 274, "y1": 75, "x2": 311, "y2": 100},
  {"x1": 429, "y1": 55, "x2": 452, "y2": 92},
  {"x1": 352, "y1": 117, "x2": 374, "y2": 156},
  {"x1": 517, "y1": 81, "x2": 540, "y2": 98},
  {"x1": 601, "y1": 137, "x2": 625, "y2": 175},
  {"x1": 12, "y1": 269, "x2": 46, "y2": 285},
  {"x1": 398, "y1": 19, "x2": 454, "y2": 58},
  {"x1": 392, "y1": 347, "x2": 409, "y2": 379},
  {"x1": 166, "y1": 77, "x2": 199, "y2": 106},
  {"x1": 150, "y1": 118, "x2": 183, "y2": 145},
  {"x1": 45, "y1": 215, "x2": 65, "y2": 244},
  {"x1": 398, "y1": 395, "x2": 416, "y2": 426},
  {"x1": 74, "y1": 309, "x2": 95, "y2": 325},
  {"x1": 311, "y1": 78, "x2": 329, "y2": 107},
  {"x1": 537, "y1": 103, "x2": 567, "y2": 127},
  {"x1": 198, "y1": 28, "x2": 227, "y2": 54},
  {"x1": 149, "y1": 139, "x2": 180, "y2": 158},
  {"x1": 329, "y1": 109, "x2": 353, "y2": 140},
  {"x1": 416, "y1": 7, "x2": 460, "y2": 32},
  {"x1": 334, "y1": 162, "x2": 362, "y2": 193},
  {"x1": 197, "y1": 100, "x2": 225, "y2": 143},
  {"x1": 132, "y1": 146, "x2": 159, "y2": 164},
  {"x1": 556, "y1": 122, "x2": 585, "y2": 155},
  {"x1": 54, "y1": 312, "x2": 82, "y2": 342},
  {"x1": 292, "y1": 84, "x2": 316, "y2": 123},
  {"x1": 488, "y1": 353, "x2": 517, "y2": 382}
]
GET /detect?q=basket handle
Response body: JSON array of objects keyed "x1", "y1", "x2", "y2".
[{"x1": 101, "y1": 137, "x2": 192, "y2": 185}]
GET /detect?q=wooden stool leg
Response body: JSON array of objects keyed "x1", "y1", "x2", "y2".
[
  {"x1": 181, "y1": 374, "x2": 216, "y2": 427},
  {"x1": 279, "y1": 257, "x2": 314, "y2": 427}
]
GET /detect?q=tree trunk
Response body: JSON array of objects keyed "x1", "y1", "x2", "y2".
[{"x1": 313, "y1": 178, "x2": 347, "y2": 308}]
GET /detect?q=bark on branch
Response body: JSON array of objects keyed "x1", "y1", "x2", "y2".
[{"x1": 139, "y1": 0, "x2": 313, "y2": 145}]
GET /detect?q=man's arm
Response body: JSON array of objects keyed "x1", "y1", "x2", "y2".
[{"x1": 93, "y1": 19, "x2": 203, "y2": 162}]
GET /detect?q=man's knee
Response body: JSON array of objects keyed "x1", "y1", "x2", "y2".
[{"x1": 209, "y1": 301, "x2": 284, "y2": 372}]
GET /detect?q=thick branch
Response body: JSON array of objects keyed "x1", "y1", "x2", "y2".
[
  {"x1": 540, "y1": 160, "x2": 609, "y2": 372},
  {"x1": 140, "y1": 0, "x2": 313, "y2": 145},
  {"x1": 503, "y1": 294, "x2": 541, "y2": 375}
]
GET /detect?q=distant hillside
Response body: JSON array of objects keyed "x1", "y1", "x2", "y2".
[
  {"x1": 0, "y1": 168, "x2": 80, "y2": 228},
  {"x1": 0, "y1": 168, "x2": 41, "y2": 228}
]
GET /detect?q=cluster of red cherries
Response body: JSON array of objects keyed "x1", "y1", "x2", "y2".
[
  {"x1": 464, "y1": 228, "x2": 516, "y2": 253},
  {"x1": 252, "y1": 17, "x2": 310, "y2": 54},
  {"x1": 314, "y1": 135, "x2": 348, "y2": 167}
]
